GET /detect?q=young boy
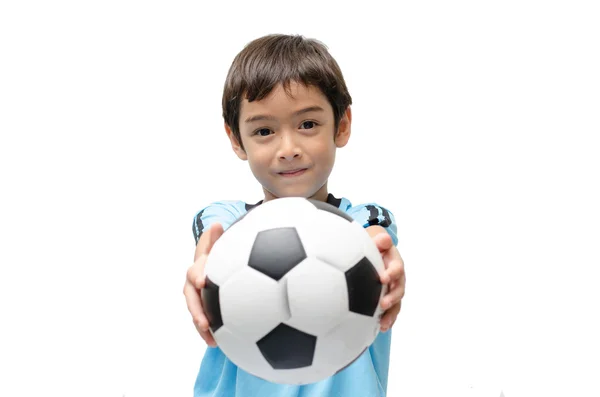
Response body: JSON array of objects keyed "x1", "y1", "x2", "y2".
[{"x1": 183, "y1": 34, "x2": 406, "y2": 397}]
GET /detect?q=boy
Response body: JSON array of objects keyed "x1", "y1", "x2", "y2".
[{"x1": 183, "y1": 34, "x2": 406, "y2": 397}]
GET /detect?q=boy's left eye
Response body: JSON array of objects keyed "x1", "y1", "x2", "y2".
[{"x1": 300, "y1": 121, "x2": 317, "y2": 129}]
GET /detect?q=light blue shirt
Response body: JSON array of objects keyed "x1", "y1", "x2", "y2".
[{"x1": 191, "y1": 194, "x2": 398, "y2": 397}]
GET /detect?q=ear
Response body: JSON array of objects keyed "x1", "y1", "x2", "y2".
[
  {"x1": 225, "y1": 123, "x2": 248, "y2": 160},
  {"x1": 335, "y1": 106, "x2": 352, "y2": 148}
]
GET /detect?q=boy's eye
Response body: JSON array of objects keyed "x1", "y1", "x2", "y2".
[
  {"x1": 255, "y1": 128, "x2": 272, "y2": 137},
  {"x1": 300, "y1": 121, "x2": 317, "y2": 129}
]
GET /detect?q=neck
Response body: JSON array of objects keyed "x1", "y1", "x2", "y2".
[{"x1": 263, "y1": 183, "x2": 329, "y2": 203}]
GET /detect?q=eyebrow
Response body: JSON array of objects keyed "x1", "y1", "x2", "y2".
[{"x1": 244, "y1": 106, "x2": 325, "y2": 124}]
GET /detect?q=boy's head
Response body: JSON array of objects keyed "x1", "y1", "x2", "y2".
[{"x1": 222, "y1": 34, "x2": 353, "y2": 202}]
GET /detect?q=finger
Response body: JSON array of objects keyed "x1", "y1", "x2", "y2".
[
  {"x1": 379, "y1": 251, "x2": 403, "y2": 285},
  {"x1": 383, "y1": 283, "x2": 405, "y2": 308},
  {"x1": 183, "y1": 281, "x2": 210, "y2": 332},
  {"x1": 381, "y1": 273, "x2": 405, "y2": 308},
  {"x1": 384, "y1": 258, "x2": 405, "y2": 281},
  {"x1": 380, "y1": 301, "x2": 401, "y2": 332},
  {"x1": 192, "y1": 318, "x2": 217, "y2": 347},
  {"x1": 379, "y1": 271, "x2": 391, "y2": 285},
  {"x1": 381, "y1": 241, "x2": 403, "y2": 266},
  {"x1": 184, "y1": 281, "x2": 218, "y2": 347},
  {"x1": 375, "y1": 236, "x2": 393, "y2": 283},
  {"x1": 186, "y1": 259, "x2": 206, "y2": 289},
  {"x1": 373, "y1": 232, "x2": 393, "y2": 253},
  {"x1": 193, "y1": 225, "x2": 224, "y2": 287},
  {"x1": 196, "y1": 223, "x2": 224, "y2": 259},
  {"x1": 200, "y1": 329, "x2": 217, "y2": 347},
  {"x1": 186, "y1": 262, "x2": 200, "y2": 285},
  {"x1": 206, "y1": 223, "x2": 224, "y2": 252},
  {"x1": 193, "y1": 255, "x2": 209, "y2": 289},
  {"x1": 196, "y1": 275, "x2": 206, "y2": 290}
]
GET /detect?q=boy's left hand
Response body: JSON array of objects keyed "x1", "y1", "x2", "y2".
[{"x1": 371, "y1": 229, "x2": 406, "y2": 332}]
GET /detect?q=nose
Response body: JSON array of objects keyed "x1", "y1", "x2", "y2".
[{"x1": 277, "y1": 132, "x2": 302, "y2": 161}]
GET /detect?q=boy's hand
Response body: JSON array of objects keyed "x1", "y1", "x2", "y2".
[
  {"x1": 183, "y1": 222, "x2": 225, "y2": 347},
  {"x1": 369, "y1": 227, "x2": 406, "y2": 332}
]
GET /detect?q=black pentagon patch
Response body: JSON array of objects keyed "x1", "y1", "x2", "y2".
[
  {"x1": 248, "y1": 227, "x2": 306, "y2": 281},
  {"x1": 201, "y1": 276, "x2": 223, "y2": 333},
  {"x1": 308, "y1": 199, "x2": 354, "y2": 222},
  {"x1": 257, "y1": 323, "x2": 317, "y2": 369},
  {"x1": 345, "y1": 257, "x2": 383, "y2": 317}
]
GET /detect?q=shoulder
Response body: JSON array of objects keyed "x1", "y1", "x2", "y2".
[
  {"x1": 347, "y1": 202, "x2": 395, "y2": 228},
  {"x1": 337, "y1": 196, "x2": 396, "y2": 226},
  {"x1": 193, "y1": 200, "x2": 247, "y2": 220},
  {"x1": 339, "y1": 197, "x2": 399, "y2": 246},
  {"x1": 192, "y1": 199, "x2": 256, "y2": 244}
]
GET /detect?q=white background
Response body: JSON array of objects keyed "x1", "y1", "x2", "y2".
[{"x1": 1, "y1": 1, "x2": 599, "y2": 396}]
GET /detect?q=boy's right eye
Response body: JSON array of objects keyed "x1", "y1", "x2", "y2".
[{"x1": 254, "y1": 128, "x2": 272, "y2": 137}]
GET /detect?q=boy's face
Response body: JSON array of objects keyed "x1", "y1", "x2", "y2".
[{"x1": 226, "y1": 81, "x2": 351, "y2": 202}]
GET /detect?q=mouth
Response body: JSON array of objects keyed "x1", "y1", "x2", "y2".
[{"x1": 278, "y1": 168, "x2": 307, "y2": 177}]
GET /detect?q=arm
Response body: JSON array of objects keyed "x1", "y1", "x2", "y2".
[
  {"x1": 349, "y1": 203, "x2": 404, "y2": 332},
  {"x1": 185, "y1": 223, "x2": 223, "y2": 347},
  {"x1": 185, "y1": 202, "x2": 240, "y2": 346}
]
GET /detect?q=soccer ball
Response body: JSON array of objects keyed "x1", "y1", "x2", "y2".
[{"x1": 201, "y1": 197, "x2": 387, "y2": 385}]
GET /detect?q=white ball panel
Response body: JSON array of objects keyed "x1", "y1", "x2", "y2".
[
  {"x1": 284, "y1": 257, "x2": 348, "y2": 336},
  {"x1": 212, "y1": 326, "x2": 273, "y2": 377},
  {"x1": 220, "y1": 267, "x2": 290, "y2": 342},
  {"x1": 203, "y1": 221, "x2": 256, "y2": 286},
  {"x1": 312, "y1": 311, "x2": 380, "y2": 373},
  {"x1": 241, "y1": 197, "x2": 316, "y2": 232},
  {"x1": 293, "y1": 211, "x2": 366, "y2": 272}
]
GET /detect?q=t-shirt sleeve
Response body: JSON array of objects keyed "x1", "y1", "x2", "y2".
[
  {"x1": 192, "y1": 201, "x2": 241, "y2": 245},
  {"x1": 347, "y1": 203, "x2": 399, "y2": 246}
]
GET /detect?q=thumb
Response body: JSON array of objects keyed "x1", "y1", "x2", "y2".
[
  {"x1": 374, "y1": 232, "x2": 393, "y2": 253},
  {"x1": 198, "y1": 223, "x2": 222, "y2": 255},
  {"x1": 207, "y1": 223, "x2": 224, "y2": 250}
]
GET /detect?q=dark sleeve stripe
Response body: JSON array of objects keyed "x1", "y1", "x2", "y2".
[
  {"x1": 366, "y1": 205, "x2": 380, "y2": 226},
  {"x1": 365, "y1": 205, "x2": 392, "y2": 228},
  {"x1": 192, "y1": 209, "x2": 206, "y2": 245},
  {"x1": 380, "y1": 207, "x2": 392, "y2": 228}
]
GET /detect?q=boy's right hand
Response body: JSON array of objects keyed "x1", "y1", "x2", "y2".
[{"x1": 184, "y1": 222, "x2": 225, "y2": 347}]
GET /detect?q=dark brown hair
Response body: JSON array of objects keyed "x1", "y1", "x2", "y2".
[{"x1": 222, "y1": 34, "x2": 352, "y2": 150}]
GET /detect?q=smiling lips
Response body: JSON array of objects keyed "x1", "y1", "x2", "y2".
[{"x1": 278, "y1": 168, "x2": 307, "y2": 177}]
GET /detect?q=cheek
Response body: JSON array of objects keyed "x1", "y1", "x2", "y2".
[
  {"x1": 247, "y1": 147, "x2": 272, "y2": 172},
  {"x1": 314, "y1": 142, "x2": 336, "y2": 164}
]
